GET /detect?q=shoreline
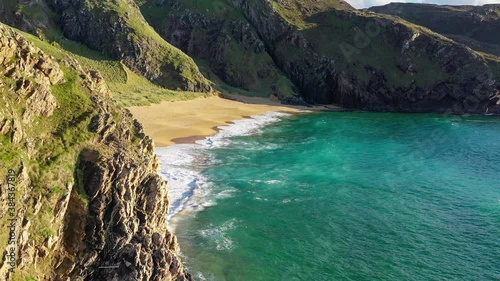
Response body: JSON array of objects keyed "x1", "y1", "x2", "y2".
[
  {"x1": 129, "y1": 97, "x2": 380, "y2": 226},
  {"x1": 128, "y1": 95, "x2": 339, "y2": 229},
  {"x1": 128, "y1": 94, "x2": 339, "y2": 147},
  {"x1": 152, "y1": 110, "x2": 299, "y2": 232}
]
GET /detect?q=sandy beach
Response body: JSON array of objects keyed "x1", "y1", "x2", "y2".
[{"x1": 128, "y1": 94, "x2": 333, "y2": 147}]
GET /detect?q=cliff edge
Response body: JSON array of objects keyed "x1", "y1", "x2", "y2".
[{"x1": 0, "y1": 24, "x2": 191, "y2": 280}]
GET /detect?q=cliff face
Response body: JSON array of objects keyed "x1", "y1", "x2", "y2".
[
  {"x1": 0, "y1": 24, "x2": 191, "y2": 280},
  {"x1": 236, "y1": 0, "x2": 500, "y2": 114},
  {"x1": 47, "y1": 0, "x2": 212, "y2": 92},
  {"x1": 141, "y1": 0, "x2": 500, "y2": 114}
]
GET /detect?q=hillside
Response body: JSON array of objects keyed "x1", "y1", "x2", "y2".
[
  {"x1": 0, "y1": 0, "x2": 212, "y2": 93},
  {"x1": 0, "y1": 23, "x2": 192, "y2": 280},
  {"x1": 139, "y1": 0, "x2": 302, "y2": 102},
  {"x1": 369, "y1": 3, "x2": 500, "y2": 56},
  {"x1": 140, "y1": 0, "x2": 500, "y2": 113},
  {"x1": 368, "y1": 3, "x2": 500, "y2": 110}
]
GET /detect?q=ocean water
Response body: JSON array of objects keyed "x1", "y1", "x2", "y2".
[{"x1": 156, "y1": 112, "x2": 500, "y2": 281}]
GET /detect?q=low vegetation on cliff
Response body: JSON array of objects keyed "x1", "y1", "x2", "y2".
[
  {"x1": 2, "y1": 0, "x2": 499, "y2": 112},
  {"x1": 0, "y1": 24, "x2": 192, "y2": 280},
  {"x1": 1, "y1": 0, "x2": 214, "y2": 106}
]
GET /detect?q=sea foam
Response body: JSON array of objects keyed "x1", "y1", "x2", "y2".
[{"x1": 155, "y1": 111, "x2": 291, "y2": 220}]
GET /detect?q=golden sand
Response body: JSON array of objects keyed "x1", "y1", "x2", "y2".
[{"x1": 128, "y1": 94, "x2": 333, "y2": 147}]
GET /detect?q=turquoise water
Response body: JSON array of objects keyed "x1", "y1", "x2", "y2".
[{"x1": 171, "y1": 112, "x2": 500, "y2": 281}]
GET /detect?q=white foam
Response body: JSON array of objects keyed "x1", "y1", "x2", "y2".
[
  {"x1": 196, "y1": 111, "x2": 291, "y2": 148},
  {"x1": 156, "y1": 144, "x2": 212, "y2": 220},
  {"x1": 266, "y1": 180, "x2": 282, "y2": 184},
  {"x1": 199, "y1": 218, "x2": 239, "y2": 251},
  {"x1": 155, "y1": 111, "x2": 291, "y2": 221}
]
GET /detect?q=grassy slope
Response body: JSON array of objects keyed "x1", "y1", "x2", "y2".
[
  {"x1": 2, "y1": 23, "x2": 192, "y2": 279},
  {"x1": 19, "y1": 29, "x2": 211, "y2": 107},
  {"x1": 99, "y1": 0, "x2": 211, "y2": 89},
  {"x1": 368, "y1": 3, "x2": 500, "y2": 82},
  {"x1": 269, "y1": 0, "x2": 355, "y2": 29}
]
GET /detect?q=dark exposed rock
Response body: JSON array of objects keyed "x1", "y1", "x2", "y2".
[
  {"x1": 139, "y1": 0, "x2": 500, "y2": 114},
  {"x1": 230, "y1": 0, "x2": 500, "y2": 114}
]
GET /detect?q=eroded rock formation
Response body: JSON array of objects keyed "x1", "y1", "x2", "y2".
[{"x1": 0, "y1": 24, "x2": 191, "y2": 281}]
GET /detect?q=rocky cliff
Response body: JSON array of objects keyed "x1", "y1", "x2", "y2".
[
  {"x1": 140, "y1": 0, "x2": 500, "y2": 114},
  {"x1": 0, "y1": 24, "x2": 191, "y2": 280},
  {"x1": 50, "y1": 0, "x2": 213, "y2": 92}
]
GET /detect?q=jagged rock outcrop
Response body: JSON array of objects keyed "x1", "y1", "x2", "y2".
[
  {"x1": 3, "y1": 0, "x2": 498, "y2": 114},
  {"x1": 0, "y1": 25, "x2": 63, "y2": 140},
  {"x1": 0, "y1": 24, "x2": 192, "y2": 281},
  {"x1": 233, "y1": 0, "x2": 500, "y2": 114},
  {"x1": 0, "y1": 0, "x2": 59, "y2": 38}
]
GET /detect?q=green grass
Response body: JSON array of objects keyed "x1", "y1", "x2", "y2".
[
  {"x1": 1, "y1": 0, "x2": 18, "y2": 10},
  {"x1": 0, "y1": 32, "x2": 97, "y2": 279},
  {"x1": 25, "y1": 67, "x2": 95, "y2": 208},
  {"x1": 141, "y1": 0, "x2": 244, "y2": 20},
  {"x1": 110, "y1": 67, "x2": 212, "y2": 106},
  {"x1": 195, "y1": 58, "x2": 297, "y2": 99},
  {"x1": 74, "y1": 167, "x2": 89, "y2": 206},
  {"x1": 96, "y1": 0, "x2": 210, "y2": 87},
  {"x1": 1, "y1": 8, "x2": 215, "y2": 280},
  {"x1": 10, "y1": 202, "x2": 58, "y2": 280},
  {"x1": 140, "y1": 0, "x2": 297, "y2": 98},
  {"x1": 271, "y1": 4, "x2": 455, "y2": 87},
  {"x1": 270, "y1": 0, "x2": 353, "y2": 30},
  {"x1": 0, "y1": 25, "x2": 163, "y2": 280},
  {"x1": 13, "y1": 27, "x2": 205, "y2": 106},
  {"x1": 370, "y1": 3, "x2": 500, "y2": 45},
  {"x1": 18, "y1": 29, "x2": 127, "y2": 83},
  {"x1": 12, "y1": 273, "x2": 37, "y2": 281},
  {"x1": 31, "y1": 206, "x2": 56, "y2": 244},
  {"x1": 0, "y1": 133, "x2": 21, "y2": 168}
]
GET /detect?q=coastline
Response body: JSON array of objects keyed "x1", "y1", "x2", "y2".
[
  {"x1": 128, "y1": 94, "x2": 336, "y2": 147},
  {"x1": 128, "y1": 95, "x2": 340, "y2": 231}
]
